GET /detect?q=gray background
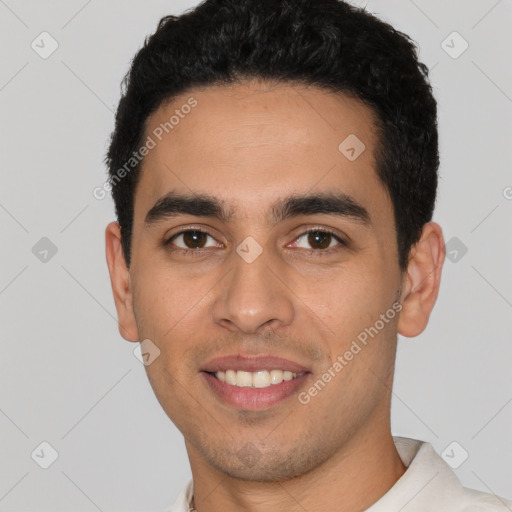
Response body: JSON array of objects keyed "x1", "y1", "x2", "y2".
[{"x1": 0, "y1": 0, "x2": 511, "y2": 510}]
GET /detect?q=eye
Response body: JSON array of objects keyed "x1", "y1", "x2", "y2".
[
  {"x1": 163, "y1": 227, "x2": 346, "y2": 256},
  {"x1": 292, "y1": 229, "x2": 346, "y2": 251},
  {"x1": 166, "y1": 229, "x2": 221, "y2": 251}
]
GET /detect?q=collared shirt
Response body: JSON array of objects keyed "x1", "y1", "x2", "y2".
[{"x1": 166, "y1": 436, "x2": 512, "y2": 511}]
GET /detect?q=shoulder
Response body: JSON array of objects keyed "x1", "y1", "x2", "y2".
[
  {"x1": 458, "y1": 486, "x2": 512, "y2": 511},
  {"x1": 391, "y1": 437, "x2": 511, "y2": 512}
]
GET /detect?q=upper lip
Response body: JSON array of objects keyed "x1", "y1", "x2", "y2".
[{"x1": 201, "y1": 354, "x2": 310, "y2": 373}]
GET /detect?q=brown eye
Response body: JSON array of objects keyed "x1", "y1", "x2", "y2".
[
  {"x1": 167, "y1": 230, "x2": 218, "y2": 250},
  {"x1": 294, "y1": 229, "x2": 345, "y2": 251},
  {"x1": 307, "y1": 231, "x2": 333, "y2": 249}
]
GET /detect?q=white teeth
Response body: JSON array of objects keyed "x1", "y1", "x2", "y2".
[
  {"x1": 270, "y1": 369, "x2": 284, "y2": 385},
  {"x1": 225, "y1": 369, "x2": 237, "y2": 385},
  {"x1": 214, "y1": 369, "x2": 301, "y2": 388},
  {"x1": 283, "y1": 371, "x2": 293, "y2": 381},
  {"x1": 237, "y1": 370, "x2": 253, "y2": 387},
  {"x1": 253, "y1": 370, "x2": 270, "y2": 388}
]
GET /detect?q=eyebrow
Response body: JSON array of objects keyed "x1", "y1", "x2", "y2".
[{"x1": 144, "y1": 190, "x2": 372, "y2": 228}]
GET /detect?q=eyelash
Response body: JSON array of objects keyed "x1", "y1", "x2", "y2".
[{"x1": 163, "y1": 227, "x2": 347, "y2": 257}]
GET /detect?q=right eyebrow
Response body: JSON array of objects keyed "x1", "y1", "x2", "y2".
[{"x1": 145, "y1": 192, "x2": 234, "y2": 226}]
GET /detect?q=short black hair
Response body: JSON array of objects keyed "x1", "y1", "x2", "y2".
[{"x1": 106, "y1": 0, "x2": 439, "y2": 271}]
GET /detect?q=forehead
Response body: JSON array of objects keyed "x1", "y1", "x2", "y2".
[{"x1": 133, "y1": 80, "x2": 391, "y2": 228}]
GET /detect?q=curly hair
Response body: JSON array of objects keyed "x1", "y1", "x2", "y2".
[{"x1": 106, "y1": 0, "x2": 439, "y2": 271}]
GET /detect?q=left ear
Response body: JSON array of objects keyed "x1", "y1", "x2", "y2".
[{"x1": 397, "y1": 222, "x2": 445, "y2": 338}]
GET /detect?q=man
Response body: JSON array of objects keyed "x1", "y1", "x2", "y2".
[{"x1": 104, "y1": 0, "x2": 512, "y2": 510}]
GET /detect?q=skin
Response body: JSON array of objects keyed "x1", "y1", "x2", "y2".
[{"x1": 105, "y1": 79, "x2": 445, "y2": 512}]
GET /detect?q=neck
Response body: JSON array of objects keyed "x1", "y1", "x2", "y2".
[{"x1": 187, "y1": 427, "x2": 407, "y2": 512}]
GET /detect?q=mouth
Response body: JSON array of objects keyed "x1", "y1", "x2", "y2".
[
  {"x1": 200, "y1": 355, "x2": 311, "y2": 410},
  {"x1": 207, "y1": 369, "x2": 305, "y2": 388}
]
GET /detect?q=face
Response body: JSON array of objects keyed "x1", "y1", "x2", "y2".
[{"x1": 106, "y1": 80, "x2": 439, "y2": 481}]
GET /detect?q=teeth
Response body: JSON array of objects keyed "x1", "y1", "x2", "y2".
[
  {"x1": 237, "y1": 370, "x2": 253, "y2": 387},
  {"x1": 270, "y1": 369, "x2": 284, "y2": 385},
  {"x1": 214, "y1": 369, "x2": 301, "y2": 388},
  {"x1": 225, "y1": 370, "x2": 237, "y2": 386},
  {"x1": 253, "y1": 370, "x2": 270, "y2": 388}
]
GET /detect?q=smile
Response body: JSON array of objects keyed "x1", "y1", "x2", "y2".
[
  {"x1": 213, "y1": 369, "x2": 304, "y2": 388},
  {"x1": 200, "y1": 354, "x2": 311, "y2": 409}
]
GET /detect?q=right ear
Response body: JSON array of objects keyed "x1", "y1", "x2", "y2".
[{"x1": 105, "y1": 221, "x2": 140, "y2": 342}]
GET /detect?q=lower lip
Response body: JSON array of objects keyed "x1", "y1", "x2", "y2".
[{"x1": 201, "y1": 372, "x2": 310, "y2": 410}]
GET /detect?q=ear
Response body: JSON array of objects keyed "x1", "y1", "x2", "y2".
[
  {"x1": 397, "y1": 222, "x2": 445, "y2": 338},
  {"x1": 105, "y1": 221, "x2": 139, "y2": 342}
]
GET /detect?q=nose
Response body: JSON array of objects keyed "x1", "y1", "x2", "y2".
[{"x1": 211, "y1": 246, "x2": 295, "y2": 334}]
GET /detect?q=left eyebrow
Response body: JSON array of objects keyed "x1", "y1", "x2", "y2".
[
  {"x1": 269, "y1": 192, "x2": 372, "y2": 227},
  {"x1": 144, "y1": 190, "x2": 372, "y2": 228}
]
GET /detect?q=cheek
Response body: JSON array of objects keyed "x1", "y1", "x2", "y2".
[
  {"x1": 307, "y1": 315, "x2": 398, "y2": 426},
  {"x1": 142, "y1": 355, "x2": 196, "y2": 435},
  {"x1": 131, "y1": 266, "x2": 212, "y2": 377},
  {"x1": 297, "y1": 265, "x2": 399, "y2": 387},
  {"x1": 292, "y1": 264, "x2": 384, "y2": 332},
  {"x1": 131, "y1": 264, "x2": 200, "y2": 336}
]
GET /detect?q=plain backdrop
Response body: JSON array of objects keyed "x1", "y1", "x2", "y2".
[{"x1": 0, "y1": 0, "x2": 511, "y2": 510}]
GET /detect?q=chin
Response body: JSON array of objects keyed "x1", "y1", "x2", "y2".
[{"x1": 200, "y1": 441, "x2": 327, "y2": 482}]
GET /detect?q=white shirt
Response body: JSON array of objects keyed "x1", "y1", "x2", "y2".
[{"x1": 167, "y1": 436, "x2": 512, "y2": 511}]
